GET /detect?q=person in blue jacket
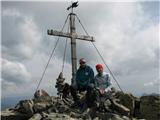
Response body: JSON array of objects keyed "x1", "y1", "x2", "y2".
[{"x1": 70, "y1": 58, "x2": 94, "y2": 107}]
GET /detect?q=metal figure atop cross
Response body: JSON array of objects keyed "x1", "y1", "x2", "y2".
[
  {"x1": 47, "y1": 2, "x2": 95, "y2": 84},
  {"x1": 67, "y1": 1, "x2": 79, "y2": 12}
]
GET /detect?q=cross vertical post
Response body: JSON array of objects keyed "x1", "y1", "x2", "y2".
[{"x1": 70, "y1": 12, "x2": 77, "y2": 84}]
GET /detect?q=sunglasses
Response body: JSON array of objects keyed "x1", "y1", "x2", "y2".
[{"x1": 80, "y1": 61, "x2": 86, "y2": 64}]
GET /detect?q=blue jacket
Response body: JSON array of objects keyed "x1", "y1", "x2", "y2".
[{"x1": 76, "y1": 65, "x2": 94, "y2": 86}]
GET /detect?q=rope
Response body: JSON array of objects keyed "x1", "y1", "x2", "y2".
[
  {"x1": 91, "y1": 42, "x2": 124, "y2": 93},
  {"x1": 35, "y1": 15, "x2": 69, "y2": 92},
  {"x1": 75, "y1": 14, "x2": 124, "y2": 93},
  {"x1": 61, "y1": 22, "x2": 69, "y2": 73},
  {"x1": 75, "y1": 15, "x2": 89, "y2": 35},
  {"x1": 62, "y1": 39, "x2": 68, "y2": 73}
]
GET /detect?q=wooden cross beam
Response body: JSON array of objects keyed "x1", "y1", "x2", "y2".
[
  {"x1": 47, "y1": 30, "x2": 95, "y2": 42},
  {"x1": 47, "y1": 13, "x2": 95, "y2": 84}
]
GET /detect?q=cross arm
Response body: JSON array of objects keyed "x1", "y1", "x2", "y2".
[
  {"x1": 76, "y1": 34, "x2": 95, "y2": 42},
  {"x1": 47, "y1": 29, "x2": 95, "y2": 42},
  {"x1": 47, "y1": 29, "x2": 71, "y2": 38}
]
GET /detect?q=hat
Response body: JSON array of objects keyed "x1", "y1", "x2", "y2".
[{"x1": 96, "y1": 64, "x2": 103, "y2": 70}]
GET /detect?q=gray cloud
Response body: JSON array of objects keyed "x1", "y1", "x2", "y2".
[
  {"x1": 2, "y1": 59, "x2": 31, "y2": 85},
  {"x1": 1, "y1": 58, "x2": 32, "y2": 97},
  {"x1": 1, "y1": 1, "x2": 159, "y2": 97},
  {"x1": 2, "y1": 8, "x2": 42, "y2": 61}
]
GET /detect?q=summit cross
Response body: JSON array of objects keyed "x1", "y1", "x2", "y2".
[{"x1": 47, "y1": 2, "x2": 95, "y2": 83}]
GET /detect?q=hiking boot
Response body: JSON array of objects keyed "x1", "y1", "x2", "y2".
[
  {"x1": 95, "y1": 102, "x2": 100, "y2": 108},
  {"x1": 71, "y1": 101, "x2": 81, "y2": 108},
  {"x1": 79, "y1": 103, "x2": 88, "y2": 113}
]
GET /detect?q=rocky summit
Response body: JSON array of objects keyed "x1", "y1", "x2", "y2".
[{"x1": 1, "y1": 90, "x2": 160, "y2": 120}]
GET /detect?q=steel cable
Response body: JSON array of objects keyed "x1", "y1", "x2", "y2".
[
  {"x1": 76, "y1": 14, "x2": 124, "y2": 93},
  {"x1": 61, "y1": 22, "x2": 70, "y2": 73},
  {"x1": 35, "y1": 15, "x2": 69, "y2": 92}
]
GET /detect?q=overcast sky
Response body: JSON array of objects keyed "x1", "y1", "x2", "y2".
[{"x1": 1, "y1": 1, "x2": 159, "y2": 98}]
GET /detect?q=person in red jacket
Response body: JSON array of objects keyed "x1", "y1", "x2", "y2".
[
  {"x1": 94, "y1": 64, "x2": 111, "y2": 94},
  {"x1": 92, "y1": 63, "x2": 113, "y2": 107}
]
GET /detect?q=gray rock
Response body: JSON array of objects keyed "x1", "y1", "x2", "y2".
[
  {"x1": 28, "y1": 113, "x2": 42, "y2": 120},
  {"x1": 34, "y1": 89, "x2": 50, "y2": 99},
  {"x1": 134, "y1": 98, "x2": 141, "y2": 118},
  {"x1": 104, "y1": 99, "x2": 112, "y2": 112},
  {"x1": 33, "y1": 96, "x2": 55, "y2": 103},
  {"x1": 114, "y1": 92, "x2": 135, "y2": 115},
  {"x1": 95, "y1": 112, "x2": 129, "y2": 120},
  {"x1": 140, "y1": 95, "x2": 160, "y2": 120},
  {"x1": 41, "y1": 112, "x2": 71, "y2": 120},
  {"x1": 122, "y1": 116, "x2": 130, "y2": 120},
  {"x1": 15, "y1": 100, "x2": 34, "y2": 115},
  {"x1": 111, "y1": 100, "x2": 130, "y2": 116},
  {"x1": 1, "y1": 109, "x2": 30, "y2": 120},
  {"x1": 70, "y1": 112, "x2": 91, "y2": 120},
  {"x1": 33, "y1": 102, "x2": 52, "y2": 113},
  {"x1": 3, "y1": 92, "x2": 156, "y2": 120}
]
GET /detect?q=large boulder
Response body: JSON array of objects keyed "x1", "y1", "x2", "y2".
[
  {"x1": 95, "y1": 112, "x2": 130, "y2": 120},
  {"x1": 1, "y1": 109, "x2": 30, "y2": 120},
  {"x1": 133, "y1": 98, "x2": 141, "y2": 118},
  {"x1": 111, "y1": 100, "x2": 130, "y2": 116},
  {"x1": 15, "y1": 100, "x2": 34, "y2": 115},
  {"x1": 34, "y1": 89, "x2": 50, "y2": 99},
  {"x1": 33, "y1": 96, "x2": 57, "y2": 104},
  {"x1": 33, "y1": 102, "x2": 51, "y2": 113},
  {"x1": 32, "y1": 96, "x2": 57, "y2": 113},
  {"x1": 140, "y1": 95, "x2": 160, "y2": 120},
  {"x1": 15, "y1": 96, "x2": 57, "y2": 115},
  {"x1": 41, "y1": 112, "x2": 72, "y2": 120},
  {"x1": 114, "y1": 91, "x2": 135, "y2": 115},
  {"x1": 28, "y1": 113, "x2": 42, "y2": 120}
]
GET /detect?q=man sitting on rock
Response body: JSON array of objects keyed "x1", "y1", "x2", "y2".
[{"x1": 70, "y1": 58, "x2": 94, "y2": 108}]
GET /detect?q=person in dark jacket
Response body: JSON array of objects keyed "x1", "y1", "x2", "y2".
[{"x1": 70, "y1": 58, "x2": 94, "y2": 107}]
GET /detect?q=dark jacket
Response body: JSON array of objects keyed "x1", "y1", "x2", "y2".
[{"x1": 76, "y1": 65, "x2": 94, "y2": 87}]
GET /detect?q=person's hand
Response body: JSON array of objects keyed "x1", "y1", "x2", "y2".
[{"x1": 99, "y1": 89, "x2": 105, "y2": 95}]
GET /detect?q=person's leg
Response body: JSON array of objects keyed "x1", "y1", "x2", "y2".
[
  {"x1": 92, "y1": 89, "x2": 102, "y2": 109},
  {"x1": 70, "y1": 85, "x2": 79, "y2": 102},
  {"x1": 88, "y1": 89, "x2": 101, "y2": 118},
  {"x1": 86, "y1": 84, "x2": 96, "y2": 107}
]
